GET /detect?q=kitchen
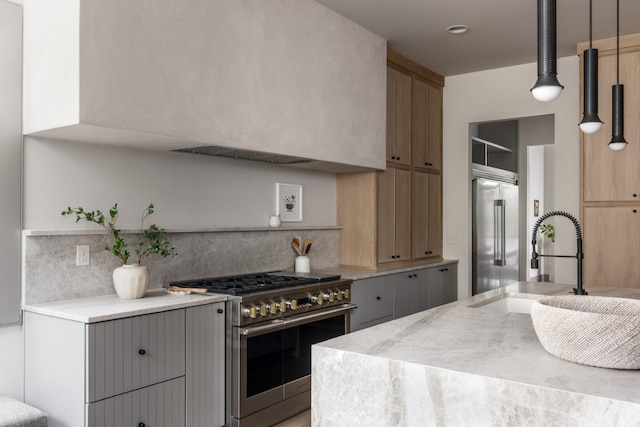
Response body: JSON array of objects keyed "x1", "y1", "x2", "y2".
[{"x1": 1, "y1": 0, "x2": 640, "y2": 426}]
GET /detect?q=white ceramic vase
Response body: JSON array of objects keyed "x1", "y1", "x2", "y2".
[{"x1": 112, "y1": 264, "x2": 150, "y2": 299}]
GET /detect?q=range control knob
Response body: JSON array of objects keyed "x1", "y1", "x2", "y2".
[
  {"x1": 245, "y1": 306, "x2": 257, "y2": 319},
  {"x1": 335, "y1": 290, "x2": 343, "y2": 301},
  {"x1": 311, "y1": 294, "x2": 324, "y2": 306},
  {"x1": 343, "y1": 289, "x2": 350, "y2": 300},
  {"x1": 287, "y1": 299, "x2": 298, "y2": 310},
  {"x1": 323, "y1": 292, "x2": 334, "y2": 303},
  {"x1": 259, "y1": 304, "x2": 268, "y2": 317},
  {"x1": 268, "y1": 302, "x2": 277, "y2": 315},
  {"x1": 278, "y1": 301, "x2": 287, "y2": 313}
]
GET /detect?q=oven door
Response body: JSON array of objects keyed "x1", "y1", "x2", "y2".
[
  {"x1": 281, "y1": 304, "x2": 355, "y2": 400},
  {"x1": 233, "y1": 304, "x2": 355, "y2": 420}
]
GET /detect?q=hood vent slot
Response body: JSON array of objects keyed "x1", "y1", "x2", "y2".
[{"x1": 174, "y1": 145, "x2": 313, "y2": 165}]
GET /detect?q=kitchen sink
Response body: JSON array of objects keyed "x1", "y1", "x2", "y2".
[{"x1": 469, "y1": 295, "x2": 538, "y2": 314}]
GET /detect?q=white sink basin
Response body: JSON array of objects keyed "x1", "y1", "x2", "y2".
[{"x1": 470, "y1": 296, "x2": 536, "y2": 314}]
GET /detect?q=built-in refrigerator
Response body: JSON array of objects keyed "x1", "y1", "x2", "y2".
[{"x1": 472, "y1": 173, "x2": 519, "y2": 295}]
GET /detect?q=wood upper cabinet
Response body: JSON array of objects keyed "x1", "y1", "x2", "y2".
[
  {"x1": 386, "y1": 66, "x2": 412, "y2": 165},
  {"x1": 582, "y1": 49, "x2": 640, "y2": 202},
  {"x1": 580, "y1": 34, "x2": 640, "y2": 288},
  {"x1": 413, "y1": 171, "x2": 442, "y2": 260},
  {"x1": 337, "y1": 49, "x2": 444, "y2": 268},
  {"x1": 377, "y1": 167, "x2": 411, "y2": 263},
  {"x1": 583, "y1": 206, "x2": 640, "y2": 287},
  {"x1": 412, "y1": 77, "x2": 442, "y2": 171}
]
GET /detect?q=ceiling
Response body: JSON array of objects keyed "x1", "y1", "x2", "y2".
[{"x1": 315, "y1": 0, "x2": 640, "y2": 77}]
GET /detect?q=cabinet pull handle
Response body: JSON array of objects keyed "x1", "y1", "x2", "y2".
[
  {"x1": 217, "y1": 308, "x2": 224, "y2": 314},
  {"x1": 376, "y1": 296, "x2": 381, "y2": 300},
  {"x1": 634, "y1": 210, "x2": 637, "y2": 213},
  {"x1": 138, "y1": 349, "x2": 146, "y2": 355},
  {"x1": 633, "y1": 194, "x2": 637, "y2": 198},
  {"x1": 139, "y1": 423, "x2": 146, "y2": 427}
]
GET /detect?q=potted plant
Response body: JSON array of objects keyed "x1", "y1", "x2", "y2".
[{"x1": 62, "y1": 203, "x2": 177, "y2": 299}]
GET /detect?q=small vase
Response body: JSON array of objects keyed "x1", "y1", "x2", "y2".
[{"x1": 112, "y1": 264, "x2": 150, "y2": 299}]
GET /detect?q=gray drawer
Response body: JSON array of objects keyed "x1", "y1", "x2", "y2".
[
  {"x1": 86, "y1": 377, "x2": 185, "y2": 427},
  {"x1": 86, "y1": 309, "x2": 186, "y2": 402}
]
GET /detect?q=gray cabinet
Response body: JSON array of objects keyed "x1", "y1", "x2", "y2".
[
  {"x1": 350, "y1": 262, "x2": 457, "y2": 331},
  {"x1": 427, "y1": 265, "x2": 457, "y2": 309},
  {"x1": 393, "y1": 269, "x2": 429, "y2": 318},
  {"x1": 350, "y1": 276, "x2": 394, "y2": 332},
  {"x1": 87, "y1": 377, "x2": 185, "y2": 427},
  {"x1": 25, "y1": 303, "x2": 225, "y2": 427},
  {"x1": 87, "y1": 310, "x2": 186, "y2": 403}
]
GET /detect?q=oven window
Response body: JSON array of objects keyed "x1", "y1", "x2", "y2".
[
  {"x1": 246, "y1": 330, "x2": 284, "y2": 397},
  {"x1": 283, "y1": 314, "x2": 345, "y2": 384}
]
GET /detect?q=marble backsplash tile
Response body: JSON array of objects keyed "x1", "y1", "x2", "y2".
[{"x1": 23, "y1": 228, "x2": 339, "y2": 305}]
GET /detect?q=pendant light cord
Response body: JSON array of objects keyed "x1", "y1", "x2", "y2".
[
  {"x1": 589, "y1": 0, "x2": 593, "y2": 50},
  {"x1": 616, "y1": 0, "x2": 620, "y2": 85}
]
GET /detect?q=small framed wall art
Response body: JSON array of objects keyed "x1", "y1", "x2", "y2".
[{"x1": 277, "y1": 183, "x2": 302, "y2": 222}]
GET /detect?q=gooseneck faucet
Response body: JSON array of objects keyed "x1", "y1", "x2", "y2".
[{"x1": 531, "y1": 211, "x2": 587, "y2": 295}]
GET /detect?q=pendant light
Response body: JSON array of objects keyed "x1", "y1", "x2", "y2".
[
  {"x1": 531, "y1": 0, "x2": 564, "y2": 102},
  {"x1": 609, "y1": 0, "x2": 628, "y2": 151},
  {"x1": 579, "y1": 0, "x2": 603, "y2": 133}
]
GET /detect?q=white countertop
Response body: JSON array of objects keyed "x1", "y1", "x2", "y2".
[
  {"x1": 315, "y1": 259, "x2": 459, "y2": 281},
  {"x1": 22, "y1": 289, "x2": 228, "y2": 323},
  {"x1": 312, "y1": 282, "x2": 640, "y2": 426}
]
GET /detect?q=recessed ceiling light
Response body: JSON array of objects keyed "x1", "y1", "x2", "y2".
[{"x1": 447, "y1": 25, "x2": 469, "y2": 35}]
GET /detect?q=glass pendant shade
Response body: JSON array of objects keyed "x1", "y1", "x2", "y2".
[
  {"x1": 609, "y1": 84, "x2": 628, "y2": 151},
  {"x1": 531, "y1": 0, "x2": 563, "y2": 102},
  {"x1": 579, "y1": 49, "x2": 603, "y2": 134}
]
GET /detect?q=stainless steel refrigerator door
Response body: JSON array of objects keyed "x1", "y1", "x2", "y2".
[
  {"x1": 499, "y1": 182, "x2": 519, "y2": 286},
  {"x1": 472, "y1": 179, "x2": 501, "y2": 295},
  {"x1": 472, "y1": 179, "x2": 519, "y2": 295}
]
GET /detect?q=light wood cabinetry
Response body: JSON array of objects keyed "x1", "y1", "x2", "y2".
[
  {"x1": 413, "y1": 171, "x2": 442, "y2": 260},
  {"x1": 583, "y1": 206, "x2": 640, "y2": 288},
  {"x1": 579, "y1": 34, "x2": 640, "y2": 287},
  {"x1": 412, "y1": 77, "x2": 442, "y2": 171},
  {"x1": 377, "y1": 167, "x2": 412, "y2": 263},
  {"x1": 337, "y1": 49, "x2": 444, "y2": 267},
  {"x1": 25, "y1": 303, "x2": 226, "y2": 427},
  {"x1": 386, "y1": 66, "x2": 412, "y2": 165}
]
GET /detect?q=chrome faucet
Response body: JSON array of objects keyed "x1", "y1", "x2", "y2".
[{"x1": 530, "y1": 211, "x2": 587, "y2": 295}]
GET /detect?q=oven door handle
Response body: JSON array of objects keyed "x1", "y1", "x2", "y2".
[
  {"x1": 282, "y1": 303, "x2": 357, "y2": 328},
  {"x1": 238, "y1": 319, "x2": 285, "y2": 337}
]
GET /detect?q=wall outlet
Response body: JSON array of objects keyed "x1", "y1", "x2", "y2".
[
  {"x1": 76, "y1": 245, "x2": 90, "y2": 266},
  {"x1": 447, "y1": 234, "x2": 461, "y2": 245}
]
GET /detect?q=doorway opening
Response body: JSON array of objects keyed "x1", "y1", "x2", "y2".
[{"x1": 470, "y1": 114, "x2": 555, "y2": 295}]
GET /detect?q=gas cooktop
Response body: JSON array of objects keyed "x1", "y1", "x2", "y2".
[{"x1": 168, "y1": 272, "x2": 341, "y2": 296}]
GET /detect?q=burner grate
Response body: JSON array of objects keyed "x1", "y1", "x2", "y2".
[{"x1": 169, "y1": 273, "x2": 319, "y2": 295}]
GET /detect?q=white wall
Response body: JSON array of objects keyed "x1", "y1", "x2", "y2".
[
  {"x1": 0, "y1": 326, "x2": 22, "y2": 399},
  {"x1": 443, "y1": 56, "x2": 580, "y2": 299},
  {"x1": 23, "y1": 138, "x2": 337, "y2": 230}
]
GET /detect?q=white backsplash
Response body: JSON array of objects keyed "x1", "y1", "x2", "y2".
[{"x1": 23, "y1": 227, "x2": 339, "y2": 305}]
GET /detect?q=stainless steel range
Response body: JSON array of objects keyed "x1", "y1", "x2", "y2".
[{"x1": 169, "y1": 272, "x2": 355, "y2": 427}]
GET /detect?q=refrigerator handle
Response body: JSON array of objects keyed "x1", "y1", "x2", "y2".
[{"x1": 494, "y1": 199, "x2": 506, "y2": 266}]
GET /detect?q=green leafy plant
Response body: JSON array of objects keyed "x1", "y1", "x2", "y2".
[
  {"x1": 62, "y1": 203, "x2": 177, "y2": 265},
  {"x1": 540, "y1": 223, "x2": 555, "y2": 242}
]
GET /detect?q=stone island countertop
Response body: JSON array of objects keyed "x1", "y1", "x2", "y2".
[{"x1": 312, "y1": 282, "x2": 640, "y2": 426}]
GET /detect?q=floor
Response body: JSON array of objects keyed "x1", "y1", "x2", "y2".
[{"x1": 272, "y1": 409, "x2": 311, "y2": 427}]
